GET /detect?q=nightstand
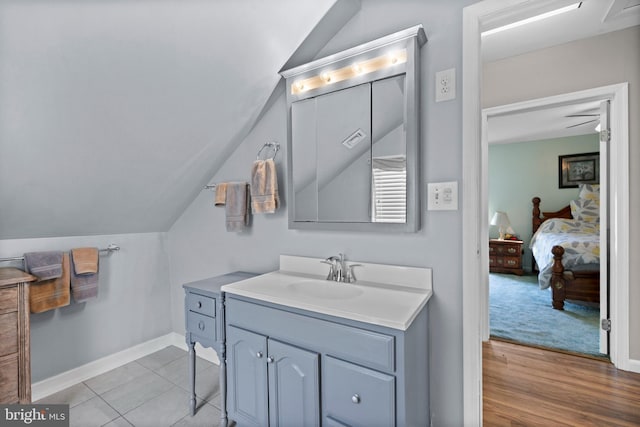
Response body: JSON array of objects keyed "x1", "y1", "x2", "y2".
[{"x1": 489, "y1": 239, "x2": 524, "y2": 275}]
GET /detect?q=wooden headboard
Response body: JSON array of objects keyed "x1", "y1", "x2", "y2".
[{"x1": 531, "y1": 197, "x2": 573, "y2": 234}]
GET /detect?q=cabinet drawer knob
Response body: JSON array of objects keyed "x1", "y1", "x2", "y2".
[
  {"x1": 197, "y1": 301, "x2": 202, "y2": 309},
  {"x1": 267, "y1": 356, "x2": 274, "y2": 363},
  {"x1": 198, "y1": 321, "x2": 205, "y2": 331},
  {"x1": 352, "y1": 394, "x2": 361, "y2": 404},
  {"x1": 256, "y1": 351, "x2": 263, "y2": 358}
]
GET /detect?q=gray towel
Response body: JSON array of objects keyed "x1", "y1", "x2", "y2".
[
  {"x1": 225, "y1": 182, "x2": 249, "y2": 232},
  {"x1": 70, "y1": 249, "x2": 99, "y2": 302},
  {"x1": 24, "y1": 251, "x2": 64, "y2": 281}
]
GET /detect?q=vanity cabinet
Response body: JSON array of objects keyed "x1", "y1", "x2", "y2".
[
  {"x1": 225, "y1": 295, "x2": 428, "y2": 427},
  {"x1": 226, "y1": 326, "x2": 320, "y2": 427}
]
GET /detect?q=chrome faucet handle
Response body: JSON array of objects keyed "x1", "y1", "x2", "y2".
[
  {"x1": 321, "y1": 258, "x2": 338, "y2": 281},
  {"x1": 345, "y1": 264, "x2": 362, "y2": 283}
]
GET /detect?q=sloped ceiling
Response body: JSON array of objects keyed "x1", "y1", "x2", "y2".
[{"x1": 0, "y1": 0, "x2": 356, "y2": 239}]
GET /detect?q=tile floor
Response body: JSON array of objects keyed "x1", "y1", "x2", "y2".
[{"x1": 36, "y1": 346, "x2": 224, "y2": 427}]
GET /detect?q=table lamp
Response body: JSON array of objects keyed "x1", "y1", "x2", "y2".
[{"x1": 490, "y1": 211, "x2": 511, "y2": 240}]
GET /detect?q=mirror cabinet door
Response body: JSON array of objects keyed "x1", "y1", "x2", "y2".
[
  {"x1": 291, "y1": 97, "x2": 318, "y2": 222},
  {"x1": 316, "y1": 83, "x2": 371, "y2": 222},
  {"x1": 371, "y1": 75, "x2": 407, "y2": 223}
]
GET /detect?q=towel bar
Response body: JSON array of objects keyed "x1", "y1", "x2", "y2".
[{"x1": 0, "y1": 244, "x2": 120, "y2": 263}]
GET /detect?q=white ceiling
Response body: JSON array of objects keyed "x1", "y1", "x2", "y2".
[
  {"x1": 482, "y1": 0, "x2": 640, "y2": 62},
  {"x1": 483, "y1": 0, "x2": 639, "y2": 145}
]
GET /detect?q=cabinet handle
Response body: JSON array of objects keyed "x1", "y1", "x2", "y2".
[
  {"x1": 267, "y1": 356, "x2": 274, "y2": 363},
  {"x1": 198, "y1": 321, "x2": 205, "y2": 331},
  {"x1": 508, "y1": 248, "x2": 516, "y2": 254},
  {"x1": 197, "y1": 301, "x2": 202, "y2": 309},
  {"x1": 352, "y1": 394, "x2": 361, "y2": 404},
  {"x1": 256, "y1": 352, "x2": 263, "y2": 358}
]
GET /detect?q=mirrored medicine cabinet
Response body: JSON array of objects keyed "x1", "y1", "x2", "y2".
[{"x1": 280, "y1": 25, "x2": 426, "y2": 232}]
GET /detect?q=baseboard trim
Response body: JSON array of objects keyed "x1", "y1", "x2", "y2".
[
  {"x1": 626, "y1": 358, "x2": 640, "y2": 374},
  {"x1": 32, "y1": 332, "x2": 220, "y2": 402}
]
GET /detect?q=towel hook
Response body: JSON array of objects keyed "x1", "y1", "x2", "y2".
[{"x1": 256, "y1": 142, "x2": 280, "y2": 160}]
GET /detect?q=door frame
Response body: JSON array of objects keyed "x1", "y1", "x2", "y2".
[
  {"x1": 461, "y1": 1, "x2": 631, "y2": 425},
  {"x1": 482, "y1": 91, "x2": 615, "y2": 350}
]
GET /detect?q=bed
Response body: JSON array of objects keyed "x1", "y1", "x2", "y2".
[{"x1": 530, "y1": 185, "x2": 600, "y2": 310}]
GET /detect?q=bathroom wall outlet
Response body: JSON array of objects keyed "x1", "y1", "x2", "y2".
[
  {"x1": 435, "y1": 68, "x2": 456, "y2": 102},
  {"x1": 427, "y1": 181, "x2": 458, "y2": 211}
]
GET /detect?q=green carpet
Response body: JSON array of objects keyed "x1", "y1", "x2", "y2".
[{"x1": 489, "y1": 273, "x2": 601, "y2": 356}]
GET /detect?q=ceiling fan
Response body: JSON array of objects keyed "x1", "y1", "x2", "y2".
[{"x1": 565, "y1": 109, "x2": 599, "y2": 129}]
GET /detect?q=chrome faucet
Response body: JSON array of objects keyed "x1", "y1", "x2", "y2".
[{"x1": 321, "y1": 253, "x2": 361, "y2": 283}]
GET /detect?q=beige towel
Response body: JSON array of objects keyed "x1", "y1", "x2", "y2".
[
  {"x1": 30, "y1": 252, "x2": 71, "y2": 313},
  {"x1": 225, "y1": 182, "x2": 249, "y2": 232},
  {"x1": 250, "y1": 159, "x2": 279, "y2": 214},
  {"x1": 70, "y1": 247, "x2": 99, "y2": 274},
  {"x1": 214, "y1": 183, "x2": 227, "y2": 206},
  {"x1": 70, "y1": 248, "x2": 99, "y2": 302}
]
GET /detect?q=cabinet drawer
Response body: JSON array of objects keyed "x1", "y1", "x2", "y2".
[
  {"x1": 496, "y1": 257, "x2": 521, "y2": 268},
  {"x1": 0, "y1": 287, "x2": 17, "y2": 315},
  {"x1": 186, "y1": 292, "x2": 216, "y2": 317},
  {"x1": 0, "y1": 353, "x2": 19, "y2": 403},
  {"x1": 227, "y1": 298, "x2": 395, "y2": 372},
  {"x1": 323, "y1": 356, "x2": 395, "y2": 427},
  {"x1": 0, "y1": 312, "x2": 18, "y2": 357},
  {"x1": 186, "y1": 311, "x2": 216, "y2": 341}
]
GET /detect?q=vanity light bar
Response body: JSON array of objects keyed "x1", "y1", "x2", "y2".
[{"x1": 291, "y1": 49, "x2": 407, "y2": 95}]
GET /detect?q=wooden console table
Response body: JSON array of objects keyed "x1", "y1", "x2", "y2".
[{"x1": 0, "y1": 268, "x2": 36, "y2": 403}]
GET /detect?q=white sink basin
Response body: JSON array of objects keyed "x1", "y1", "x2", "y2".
[
  {"x1": 286, "y1": 280, "x2": 364, "y2": 300},
  {"x1": 221, "y1": 255, "x2": 433, "y2": 330}
]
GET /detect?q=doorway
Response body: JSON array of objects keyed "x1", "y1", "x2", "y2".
[
  {"x1": 485, "y1": 95, "x2": 609, "y2": 358},
  {"x1": 461, "y1": 2, "x2": 632, "y2": 425}
]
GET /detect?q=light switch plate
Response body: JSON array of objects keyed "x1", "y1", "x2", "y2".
[{"x1": 427, "y1": 181, "x2": 458, "y2": 211}]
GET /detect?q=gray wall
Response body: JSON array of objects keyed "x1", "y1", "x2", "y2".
[
  {"x1": 0, "y1": 233, "x2": 172, "y2": 382},
  {"x1": 168, "y1": 1, "x2": 475, "y2": 425},
  {"x1": 483, "y1": 25, "x2": 640, "y2": 359},
  {"x1": 0, "y1": 0, "x2": 335, "y2": 239}
]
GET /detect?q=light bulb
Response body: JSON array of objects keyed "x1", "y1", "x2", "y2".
[
  {"x1": 321, "y1": 72, "x2": 332, "y2": 83},
  {"x1": 351, "y1": 63, "x2": 362, "y2": 74},
  {"x1": 294, "y1": 81, "x2": 305, "y2": 92}
]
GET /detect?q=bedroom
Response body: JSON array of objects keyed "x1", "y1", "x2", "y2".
[{"x1": 487, "y1": 129, "x2": 602, "y2": 357}]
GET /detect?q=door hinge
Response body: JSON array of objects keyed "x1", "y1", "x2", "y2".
[
  {"x1": 601, "y1": 318, "x2": 611, "y2": 332},
  {"x1": 600, "y1": 129, "x2": 611, "y2": 143}
]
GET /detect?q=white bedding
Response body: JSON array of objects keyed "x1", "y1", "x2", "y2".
[{"x1": 530, "y1": 218, "x2": 600, "y2": 289}]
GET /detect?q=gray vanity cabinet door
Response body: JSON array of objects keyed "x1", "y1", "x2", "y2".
[
  {"x1": 226, "y1": 326, "x2": 268, "y2": 427},
  {"x1": 267, "y1": 339, "x2": 320, "y2": 427}
]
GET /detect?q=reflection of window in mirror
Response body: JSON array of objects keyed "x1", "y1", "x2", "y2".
[{"x1": 372, "y1": 156, "x2": 407, "y2": 223}]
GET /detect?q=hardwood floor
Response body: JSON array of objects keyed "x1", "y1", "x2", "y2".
[{"x1": 483, "y1": 340, "x2": 640, "y2": 426}]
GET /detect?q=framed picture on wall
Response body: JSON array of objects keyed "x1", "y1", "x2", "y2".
[{"x1": 558, "y1": 152, "x2": 599, "y2": 188}]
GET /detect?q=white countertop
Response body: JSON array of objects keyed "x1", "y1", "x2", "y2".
[{"x1": 221, "y1": 255, "x2": 432, "y2": 330}]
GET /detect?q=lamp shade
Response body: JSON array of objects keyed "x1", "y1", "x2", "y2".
[
  {"x1": 490, "y1": 211, "x2": 510, "y2": 227},
  {"x1": 490, "y1": 211, "x2": 511, "y2": 240}
]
